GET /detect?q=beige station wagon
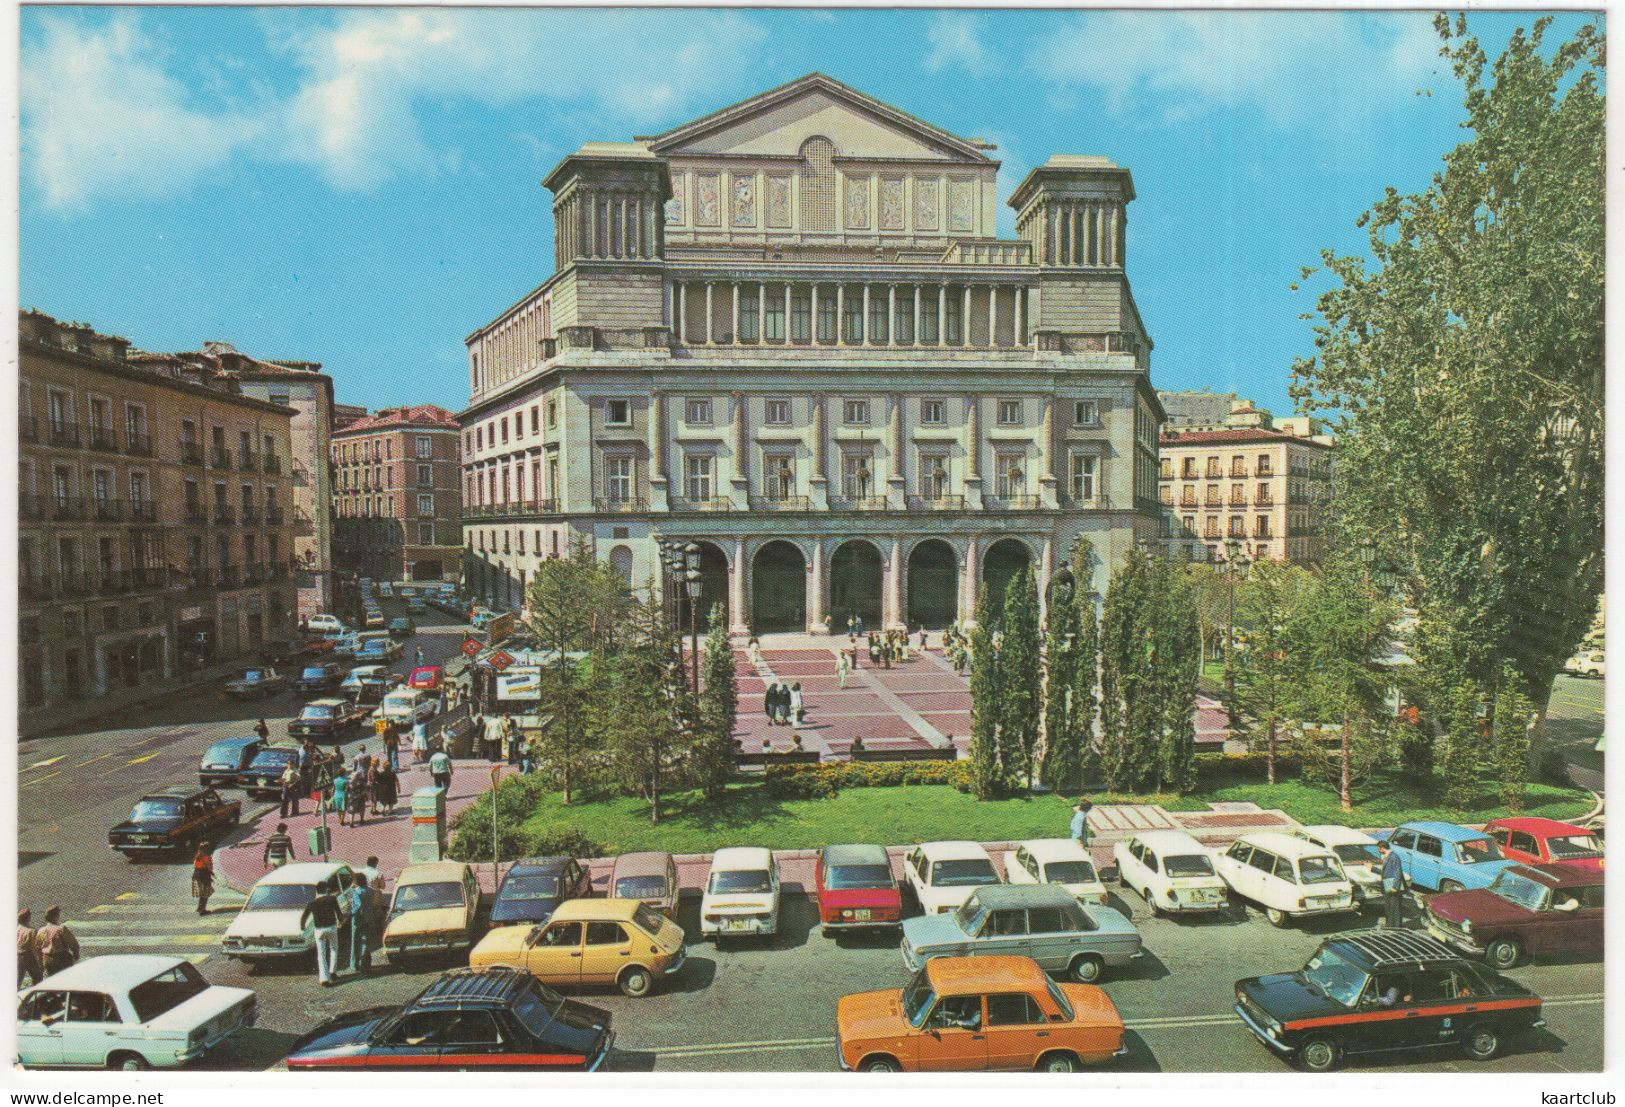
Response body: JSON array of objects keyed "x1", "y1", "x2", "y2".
[{"x1": 384, "y1": 861, "x2": 482, "y2": 964}]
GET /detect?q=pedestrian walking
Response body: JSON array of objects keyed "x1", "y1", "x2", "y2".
[
  {"x1": 835, "y1": 650, "x2": 850, "y2": 689},
  {"x1": 1379, "y1": 840, "x2": 1407, "y2": 928},
  {"x1": 822, "y1": 613, "x2": 833, "y2": 635},
  {"x1": 191, "y1": 845, "x2": 215, "y2": 915},
  {"x1": 342, "y1": 874, "x2": 384, "y2": 974},
  {"x1": 762, "y1": 684, "x2": 776, "y2": 724},
  {"x1": 372, "y1": 760, "x2": 397, "y2": 814},
  {"x1": 331, "y1": 769, "x2": 350, "y2": 827},
  {"x1": 262, "y1": 822, "x2": 297, "y2": 868},
  {"x1": 429, "y1": 746, "x2": 454, "y2": 792},
  {"x1": 846, "y1": 614, "x2": 855, "y2": 636},
  {"x1": 748, "y1": 639, "x2": 764, "y2": 667},
  {"x1": 789, "y1": 682, "x2": 804, "y2": 725},
  {"x1": 254, "y1": 717, "x2": 270, "y2": 743},
  {"x1": 348, "y1": 759, "x2": 370, "y2": 827},
  {"x1": 17, "y1": 909, "x2": 42, "y2": 987},
  {"x1": 412, "y1": 717, "x2": 430, "y2": 764},
  {"x1": 416, "y1": 646, "x2": 426, "y2": 666},
  {"x1": 35, "y1": 908, "x2": 80, "y2": 977},
  {"x1": 920, "y1": 628, "x2": 929, "y2": 652},
  {"x1": 517, "y1": 736, "x2": 533, "y2": 775},
  {"x1": 361, "y1": 856, "x2": 382, "y2": 889},
  {"x1": 300, "y1": 879, "x2": 342, "y2": 987},
  {"x1": 854, "y1": 614, "x2": 864, "y2": 636},
  {"x1": 278, "y1": 760, "x2": 302, "y2": 818},
  {"x1": 1070, "y1": 801, "x2": 1093, "y2": 848},
  {"x1": 384, "y1": 727, "x2": 400, "y2": 773},
  {"x1": 299, "y1": 739, "x2": 318, "y2": 789}
]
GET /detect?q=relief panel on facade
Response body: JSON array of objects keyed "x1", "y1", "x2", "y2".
[
  {"x1": 695, "y1": 173, "x2": 720, "y2": 226},
  {"x1": 948, "y1": 178, "x2": 975, "y2": 232},
  {"x1": 844, "y1": 175, "x2": 870, "y2": 230},
  {"x1": 914, "y1": 179, "x2": 939, "y2": 230},
  {"x1": 766, "y1": 175, "x2": 792, "y2": 228},
  {"x1": 665, "y1": 172, "x2": 685, "y2": 225},
  {"x1": 879, "y1": 178, "x2": 905, "y2": 231},
  {"x1": 732, "y1": 172, "x2": 756, "y2": 227}
]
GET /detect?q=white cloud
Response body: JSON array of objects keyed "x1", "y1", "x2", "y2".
[
  {"x1": 21, "y1": 15, "x2": 265, "y2": 211},
  {"x1": 1032, "y1": 11, "x2": 1444, "y2": 126},
  {"x1": 925, "y1": 13, "x2": 997, "y2": 78}
]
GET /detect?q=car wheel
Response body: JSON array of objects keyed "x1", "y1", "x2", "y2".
[
  {"x1": 858, "y1": 1055, "x2": 899, "y2": 1073},
  {"x1": 109, "y1": 1052, "x2": 150, "y2": 1072},
  {"x1": 1297, "y1": 1036, "x2": 1339, "y2": 1072},
  {"x1": 1035, "y1": 1050, "x2": 1081, "y2": 1073},
  {"x1": 618, "y1": 966, "x2": 653, "y2": 998},
  {"x1": 1464, "y1": 1023, "x2": 1501, "y2": 1061},
  {"x1": 1440, "y1": 880, "x2": 1465, "y2": 894},
  {"x1": 1069, "y1": 953, "x2": 1104, "y2": 983},
  {"x1": 1486, "y1": 937, "x2": 1523, "y2": 971},
  {"x1": 1143, "y1": 888, "x2": 1162, "y2": 918},
  {"x1": 1265, "y1": 907, "x2": 1288, "y2": 928}
]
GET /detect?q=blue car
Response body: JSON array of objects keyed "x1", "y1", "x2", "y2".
[
  {"x1": 198, "y1": 735, "x2": 266, "y2": 789},
  {"x1": 1379, "y1": 821, "x2": 1519, "y2": 894}
]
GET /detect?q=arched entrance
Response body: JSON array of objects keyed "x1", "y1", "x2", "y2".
[
  {"x1": 675, "y1": 541, "x2": 730, "y2": 632},
  {"x1": 751, "y1": 541, "x2": 806, "y2": 633},
  {"x1": 906, "y1": 539, "x2": 958, "y2": 629},
  {"x1": 983, "y1": 538, "x2": 1033, "y2": 612},
  {"x1": 830, "y1": 540, "x2": 884, "y2": 631}
]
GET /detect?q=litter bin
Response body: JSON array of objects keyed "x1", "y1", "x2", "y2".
[
  {"x1": 307, "y1": 824, "x2": 331, "y2": 858},
  {"x1": 409, "y1": 786, "x2": 447, "y2": 863}
]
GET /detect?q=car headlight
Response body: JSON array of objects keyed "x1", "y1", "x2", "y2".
[{"x1": 1461, "y1": 919, "x2": 1472, "y2": 934}]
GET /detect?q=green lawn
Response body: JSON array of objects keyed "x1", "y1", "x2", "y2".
[{"x1": 511, "y1": 775, "x2": 1592, "y2": 854}]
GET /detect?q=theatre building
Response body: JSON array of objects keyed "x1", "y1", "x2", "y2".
[{"x1": 460, "y1": 73, "x2": 1164, "y2": 632}]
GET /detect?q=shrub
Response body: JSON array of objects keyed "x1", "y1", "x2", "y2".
[
  {"x1": 763, "y1": 760, "x2": 972, "y2": 799},
  {"x1": 1193, "y1": 750, "x2": 1304, "y2": 780}
]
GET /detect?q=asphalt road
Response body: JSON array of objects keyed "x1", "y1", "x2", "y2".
[{"x1": 15, "y1": 632, "x2": 1606, "y2": 1074}]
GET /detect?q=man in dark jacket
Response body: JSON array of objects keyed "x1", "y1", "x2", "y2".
[
  {"x1": 299, "y1": 878, "x2": 342, "y2": 986},
  {"x1": 1379, "y1": 840, "x2": 1406, "y2": 928}
]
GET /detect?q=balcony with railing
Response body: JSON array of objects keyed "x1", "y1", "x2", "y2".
[
  {"x1": 20, "y1": 415, "x2": 38, "y2": 442},
  {"x1": 241, "y1": 506, "x2": 261, "y2": 524},
  {"x1": 57, "y1": 571, "x2": 90, "y2": 596},
  {"x1": 673, "y1": 497, "x2": 735, "y2": 512},
  {"x1": 906, "y1": 494, "x2": 967, "y2": 511},
  {"x1": 124, "y1": 430, "x2": 153, "y2": 457},
  {"x1": 184, "y1": 502, "x2": 208, "y2": 526},
  {"x1": 179, "y1": 440, "x2": 205, "y2": 466},
  {"x1": 129, "y1": 499, "x2": 157, "y2": 522},
  {"x1": 594, "y1": 497, "x2": 648, "y2": 513},
  {"x1": 92, "y1": 497, "x2": 124, "y2": 522},
  {"x1": 51, "y1": 496, "x2": 86, "y2": 521},
  {"x1": 1254, "y1": 496, "x2": 1274, "y2": 507},
  {"x1": 20, "y1": 573, "x2": 54, "y2": 602},
  {"x1": 266, "y1": 506, "x2": 285, "y2": 525},
  {"x1": 215, "y1": 565, "x2": 239, "y2": 588},
  {"x1": 88, "y1": 425, "x2": 120, "y2": 453},
  {"x1": 751, "y1": 495, "x2": 812, "y2": 512},
  {"x1": 830, "y1": 496, "x2": 890, "y2": 511},
  {"x1": 210, "y1": 447, "x2": 232, "y2": 469},
  {"x1": 213, "y1": 504, "x2": 235, "y2": 525},
  {"x1": 185, "y1": 568, "x2": 211, "y2": 591},
  {"x1": 1179, "y1": 494, "x2": 1198, "y2": 508},
  {"x1": 1229, "y1": 495, "x2": 1248, "y2": 507},
  {"x1": 48, "y1": 421, "x2": 81, "y2": 448},
  {"x1": 241, "y1": 564, "x2": 264, "y2": 586},
  {"x1": 986, "y1": 494, "x2": 1043, "y2": 511},
  {"x1": 1230, "y1": 464, "x2": 1248, "y2": 479}
]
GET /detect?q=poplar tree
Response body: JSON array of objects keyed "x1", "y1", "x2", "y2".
[
  {"x1": 1040, "y1": 571, "x2": 1078, "y2": 791},
  {"x1": 1149, "y1": 560, "x2": 1202, "y2": 794},
  {"x1": 967, "y1": 583, "x2": 1002, "y2": 800},
  {"x1": 1491, "y1": 662, "x2": 1534, "y2": 812},
  {"x1": 1439, "y1": 679, "x2": 1485, "y2": 812},
  {"x1": 1233, "y1": 562, "x2": 1314, "y2": 784},
  {"x1": 695, "y1": 604, "x2": 738, "y2": 802},
  {"x1": 998, "y1": 565, "x2": 1042, "y2": 791},
  {"x1": 1099, "y1": 547, "x2": 1154, "y2": 791}
]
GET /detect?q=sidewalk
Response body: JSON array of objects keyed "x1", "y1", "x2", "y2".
[{"x1": 21, "y1": 658, "x2": 247, "y2": 740}]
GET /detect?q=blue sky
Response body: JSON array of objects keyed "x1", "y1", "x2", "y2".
[{"x1": 18, "y1": 7, "x2": 1599, "y2": 417}]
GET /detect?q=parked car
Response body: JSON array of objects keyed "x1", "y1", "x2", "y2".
[
  {"x1": 364, "y1": 610, "x2": 387, "y2": 630},
  {"x1": 293, "y1": 663, "x2": 345, "y2": 695},
  {"x1": 836, "y1": 955, "x2": 1126, "y2": 1073},
  {"x1": 1484, "y1": 817, "x2": 1604, "y2": 872},
  {"x1": 1215, "y1": 832, "x2": 1357, "y2": 928},
  {"x1": 387, "y1": 616, "x2": 416, "y2": 639},
  {"x1": 16, "y1": 955, "x2": 255, "y2": 1071},
  {"x1": 1112, "y1": 830, "x2": 1228, "y2": 917},
  {"x1": 901, "y1": 884, "x2": 1142, "y2": 984},
  {"x1": 1379, "y1": 821, "x2": 1519, "y2": 894},
  {"x1": 903, "y1": 841, "x2": 1002, "y2": 916},
  {"x1": 1425, "y1": 862, "x2": 1605, "y2": 969},
  {"x1": 1295, "y1": 824, "x2": 1385, "y2": 907},
  {"x1": 406, "y1": 596, "x2": 427, "y2": 615},
  {"x1": 814, "y1": 843, "x2": 903, "y2": 934},
  {"x1": 374, "y1": 687, "x2": 439, "y2": 727},
  {"x1": 333, "y1": 631, "x2": 389, "y2": 659},
  {"x1": 471, "y1": 899, "x2": 686, "y2": 998},
  {"x1": 221, "y1": 862, "x2": 356, "y2": 965},
  {"x1": 1003, "y1": 838, "x2": 1110, "y2": 906},
  {"x1": 341, "y1": 665, "x2": 394, "y2": 707},
  {"x1": 288, "y1": 698, "x2": 369, "y2": 743},
  {"x1": 356, "y1": 637, "x2": 405, "y2": 665},
  {"x1": 490, "y1": 857, "x2": 594, "y2": 928},
  {"x1": 383, "y1": 861, "x2": 483, "y2": 964},
  {"x1": 1564, "y1": 650, "x2": 1605, "y2": 677},
  {"x1": 108, "y1": 786, "x2": 240, "y2": 860},
  {"x1": 1234, "y1": 929, "x2": 1545, "y2": 1071},
  {"x1": 608, "y1": 851, "x2": 681, "y2": 920},
  {"x1": 285, "y1": 966, "x2": 612, "y2": 1071},
  {"x1": 700, "y1": 846, "x2": 780, "y2": 942},
  {"x1": 407, "y1": 665, "x2": 444, "y2": 692},
  {"x1": 224, "y1": 666, "x2": 287, "y2": 699},
  {"x1": 305, "y1": 613, "x2": 346, "y2": 634},
  {"x1": 237, "y1": 745, "x2": 302, "y2": 800},
  {"x1": 197, "y1": 735, "x2": 265, "y2": 789}
]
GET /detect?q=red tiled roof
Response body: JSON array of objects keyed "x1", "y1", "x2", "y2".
[
  {"x1": 1160, "y1": 427, "x2": 1329, "y2": 448},
  {"x1": 333, "y1": 404, "x2": 460, "y2": 434}
]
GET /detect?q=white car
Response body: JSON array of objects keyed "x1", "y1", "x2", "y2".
[
  {"x1": 902, "y1": 841, "x2": 1002, "y2": 915},
  {"x1": 306, "y1": 613, "x2": 346, "y2": 634},
  {"x1": 221, "y1": 861, "x2": 355, "y2": 963},
  {"x1": 342, "y1": 664, "x2": 392, "y2": 691},
  {"x1": 1295, "y1": 824, "x2": 1385, "y2": 907},
  {"x1": 17, "y1": 955, "x2": 255, "y2": 1070},
  {"x1": 1003, "y1": 838, "x2": 1110, "y2": 906},
  {"x1": 1215, "y1": 832, "x2": 1357, "y2": 927},
  {"x1": 700, "y1": 846, "x2": 780, "y2": 941},
  {"x1": 1113, "y1": 830, "x2": 1229, "y2": 916},
  {"x1": 374, "y1": 687, "x2": 439, "y2": 726},
  {"x1": 1566, "y1": 650, "x2": 1605, "y2": 678}
]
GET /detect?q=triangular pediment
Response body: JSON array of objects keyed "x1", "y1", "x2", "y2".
[{"x1": 642, "y1": 74, "x2": 995, "y2": 165}]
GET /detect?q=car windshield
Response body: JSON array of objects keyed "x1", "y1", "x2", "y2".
[
  {"x1": 394, "y1": 881, "x2": 465, "y2": 911},
  {"x1": 1044, "y1": 860, "x2": 1098, "y2": 884},
  {"x1": 204, "y1": 742, "x2": 247, "y2": 763},
  {"x1": 1333, "y1": 843, "x2": 1381, "y2": 866},
  {"x1": 1489, "y1": 870, "x2": 1552, "y2": 912},
  {"x1": 709, "y1": 869, "x2": 771, "y2": 894},
  {"x1": 241, "y1": 669, "x2": 264, "y2": 682},
  {"x1": 827, "y1": 863, "x2": 894, "y2": 890},
  {"x1": 500, "y1": 875, "x2": 560, "y2": 902},
  {"x1": 127, "y1": 962, "x2": 209, "y2": 1024},
  {"x1": 1164, "y1": 853, "x2": 1215, "y2": 878},
  {"x1": 1458, "y1": 837, "x2": 1503, "y2": 864},
  {"x1": 130, "y1": 799, "x2": 181, "y2": 820},
  {"x1": 245, "y1": 884, "x2": 317, "y2": 911},
  {"x1": 901, "y1": 968, "x2": 936, "y2": 1028},
  {"x1": 930, "y1": 859, "x2": 999, "y2": 887},
  {"x1": 955, "y1": 900, "x2": 989, "y2": 934},
  {"x1": 302, "y1": 705, "x2": 335, "y2": 719},
  {"x1": 1302, "y1": 946, "x2": 1368, "y2": 1007},
  {"x1": 1547, "y1": 834, "x2": 1603, "y2": 859},
  {"x1": 248, "y1": 750, "x2": 295, "y2": 771},
  {"x1": 615, "y1": 875, "x2": 670, "y2": 900},
  {"x1": 383, "y1": 695, "x2": 415, "y2": 710},
  {"x1": 301, "y1": 667, "x2": 327, "y2": 680},
  {"x1": 632, "y1": 904, "x2": 665, "y2": 934},
  {"x1": 1297, "y1": 856, "x2": 1346, "y2": 884}
]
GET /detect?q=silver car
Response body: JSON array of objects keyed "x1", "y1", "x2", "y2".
[{"x1": 900, "y1": 884, "x2": 1144, "y2": 983}]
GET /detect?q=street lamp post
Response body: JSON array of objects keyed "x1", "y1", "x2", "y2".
[{"x1": 684, "y1": 543, "x2": 702, "y2": 698}]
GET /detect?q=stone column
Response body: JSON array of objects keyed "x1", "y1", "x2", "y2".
[
  {"x1": 961, "y1": 285, "x2": 972, "y2": 346},
  {"x1": 730, "y1": 391, "x2": 748, "y2": 508},
  {"x1": 807, "y1": 539, "x2": 826, "y2": 633},
  {"x1": 729, "y1": 537, "x2": 749, "y2": 634},
  {"x1": 1039, "y1": 396, "x2": 1058, "y2": 508},
  {"x1": 887, "y1": 393, "x2": 905, "y2": 507},
  {"x1": 961, "y1": 536, "x2": 981, "y2": 625},
  {"x1": 887, "y1": 285, "x2": 897, "y2": 346},
  {"x1": 912, "y1": 286, "x2": 922, "y2": 347},
  {"x1": 704, "y1": 282, "x2": 715, "y2": 345},
  {"x1": 731, "y1": 282, "x2": 740, "y2": 345},
  {"x1": 783, "y1": 283, "x2": 793, "y2": 344},
  {"x1": 862, "y1": 285, "x2": 872, "y2": 346},
  {"x1": 649, "y1": 392, "x2": 670, "y2": 511},
  {"x1": 938, "y1": 284, "x2": 948, "y2": 347},
  {"x1": 964, "y1": 395, "x2": 983, "y2": 510},
  {"x1": 757, "y1": 283, "x2": 767, "y2": 344},
  {"x1": 810, "y1": 284, "x2": 820, "y2": 345},
  {"x1": 836, "y1": 285, "x2": 846, "y2": 347},
  {"x1": 989, "y1": 285, "x2": 999, "y2": 348},
  {"x1": 675, "y1": 282, "x2": 686, "y2": 345},
  {"x1": 885, "y1": 537, "x2": 905, "y2": 631},
  {"x1": 1015, "y1": 285, "x2": 1025, "y2": 347},
  {"x1": 809, "y1": 394, "x2": 829, "y2": 510}
]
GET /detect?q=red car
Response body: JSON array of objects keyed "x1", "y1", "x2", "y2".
[
  {"x1": 407, "y1": 665, "x2": 443, "y2": 691},
  {"x1": 815, "y1": 843, "x2": 902, "y2": 934},
  {"x1": 1425, "y1": 862, "x2": 1604, "y2": 969},
  {"x1": 1484, "y1": 817, "x2": 1603, "y2": 873}
]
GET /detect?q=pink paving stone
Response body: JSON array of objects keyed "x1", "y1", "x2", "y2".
[{"x1": 805, "y1": 714, "x2": 919, "y2": 742}]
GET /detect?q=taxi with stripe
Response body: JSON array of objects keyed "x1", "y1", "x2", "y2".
[{"x1": 1234, "y1": 929, "x2": 1544, "y2": 1071}]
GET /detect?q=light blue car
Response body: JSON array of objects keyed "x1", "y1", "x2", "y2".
[
  {"x1": 1378, "y1": 820, "x2": 1519, "y2": 893},
  {"x1": 900, "y1": 884, "x2": 1143, "y2": 983}
]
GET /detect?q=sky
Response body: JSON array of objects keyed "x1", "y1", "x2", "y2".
[{"x1": 17, "y1": 6, "x2": 1601, "y2": 417}]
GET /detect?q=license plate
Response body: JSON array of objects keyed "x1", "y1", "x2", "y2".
[
  {"x1": 724, "y1": 918, "x2": 752, "y2": 931},
  {"x1": 854, "y1": 909, "x2": 872, "y2": 921}
]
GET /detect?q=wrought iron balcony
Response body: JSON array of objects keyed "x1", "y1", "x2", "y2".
[
  {"x1": 750, "y1": 495, "x2": 811, "y2": 511},
  {"x1": 88, "y1": 426, "x2": 119, "y2": 453},
  {"x1": 674, "y1": 497, "x2": 735, "y2": 512},
  {"x1": 210, "y1": 447, "x2": 232, "y2": 469},
  {"x1": 266, "y1": 507, "x2": 285, "y2": 525},
  {"x1": 20, "y1": 573, "x2": 54, "y2": 601},
  {"x1": 93, "y1": 497, "x2": 124, "y2": 521},
  {"x1": 213, "y1": 504, "x2": 235, "y2": 525},
  {"x1": 241, "y1": 507, "x2": 261, "y2": 524},
  {"x1": 19, "y1": 494, "x2": 44, "y2": 520},
  {"x1": 184, "y1": 503, "x2": 208, "y2": 526},
  {"x1": 129, "y1": 499, "x2": 157, "y2": 522},
  {"x1": 594, "y1": 497, "x2": 647, "y2": 513},
  {"x1": 179, "y1": 441, "x2": 205, "y2": 466},
  {"x1": 987, "y1": 494, "x2": 1043, "y2": 511},
  {"x1": 48, "y1": 422, "x2": 81, "y2": 448},
  {"x1": 51, "y1": 496, "x2": 86, "y2": 521},
  {"x1": 262, "y1": 453, "x2": 282, "y2": 474},
  {"x1": 57, "y1": 571, "x2": 90, "y2": 596},
  {"x1": 907, "y1": 495, "x2": 966, "y2": 511},
  {"x1": 832, "y1": 496, "x2": 890, "y2": 511},
  {"x1": 124, "y1": 431, "x2": 153, "y2": 457}
]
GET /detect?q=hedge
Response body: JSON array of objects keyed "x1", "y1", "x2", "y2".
[
  {"x1": 447, "y1": 774, "x2": 603, "y2": 862},
  {"x1": 764, "y1": 760, "x2": 974, "y2": 799}
]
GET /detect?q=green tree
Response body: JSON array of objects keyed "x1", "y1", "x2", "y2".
[
  {"x1": 967, "y1": 583, "x2": 1002, "y2": 800},
  {"x1": 1233, "y1": 562, "x2": 1314, "y2": 784},
  {"x1": 1098, "y1": 547, "x2": 1156, "y2": 792},
  {"x1": 1148, "y1": 560, "x2": 1202, "y2": 794},
  {"x1": 998, "y1": 565, "x2": 1042, "y2": 790},
  {"x1": 1491, "y1": 661, "x2": 1534, "y2": 812},
  {"x1": 1181, "y1": 562, "x2": 1231, "y2": 678},
  {"x1": 695, "y1": 603, "x2": 738, "y2": 802},
  {"x1": 590, "y1": 589, "x2": 685, "y2": 823},
  {"x1": 1438, "y1": 679, "x2": 1486, "y2": 812},
  {"x1": 1041, "y1": 569, "x2": 1077, "y2": 791},
  {"x1": 1291, "y1": 16, "x2": 1605, "y2": 765}
]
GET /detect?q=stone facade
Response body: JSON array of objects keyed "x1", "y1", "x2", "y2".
[
  {"x1": 1158, "y1": 426, "x2": 1333, "y2": 564},
  {"x1": 331, "y1": 405, "x2": 463, "y2": 584},
  {"x1": 459, "y1": 74, "x2": 1165, "y2": 631},
  {"x1": 19, "y1": 310, "x2": 297, "y2": 709}
]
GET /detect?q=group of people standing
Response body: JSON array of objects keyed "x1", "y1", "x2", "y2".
[
  {"x1": 16, "y1": 907, "x2": 79, "y2": 987},
  {"x1": 298, "y1": 866, "x2": 387, "y2": 987},
  {"x1": 328, "y1": 747, "x2": 401, "y2": 826},
  {"x1": 473, "y1": 713, "x2": 533, "y2": 774},
  {"x1": 942, "y1": 623, "x2": 971, "y2": 674},
  {"x1": 763, "y1": 681, "x2": 803, "y2": 726}
]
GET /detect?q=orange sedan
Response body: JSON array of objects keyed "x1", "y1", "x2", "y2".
[{"x1": 836, "y1": 955, "x2": 1125, "y2": 1073}]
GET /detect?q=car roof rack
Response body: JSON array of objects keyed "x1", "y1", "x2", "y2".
[
  {"x1": 1332, "y1": 928, "x2": 1460, "y2": 969},
  {"x1": 412, "y1": 967, "x2": 530, "y2": 1009}
]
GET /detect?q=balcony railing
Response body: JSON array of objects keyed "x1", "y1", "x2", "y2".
[
  {"x1": 262, "y1": 454, "x2": 282, "y2": 474},
  {"x1": 832, "y1": 496, "x2": 890, "y2": 511},
  {"x1": 88, "y1": 426, "x2": 120, "y2": 453},
  {"x1": 210, "y1": 447, "x2": 232, "y2": 469},
  {"x1": 1254, "y1": 497, "x2": 1274, "y2": 507},
  {"x1": 184, "y1": 503, "x2": 207, "y2": 525},
  {"x1": 97, "y1": 570, "x2": 133, "y2": 595},
  {"x1": 20, "y1": 494, "x2": 43, "y2": 520},
  {"x1": 48, "y1": 422, "x2": 81, "y2": 448},
  {"x1": 1256, "y1": 466, "x2": 1274, "y2": 478},
  {"x1": 57, "y1": 571, "x2": 90, "y2": 596},
  {"x1": 241, "y1": 565, "x2": 263, "y2": 586},
  {"x1": 1180, "y1": 497, "x2": 1198, "y2": 508},
  {"x1": 124, "y1": 431, "x2": 153, "y2": 457},
  {"x1": 1229, "y1": 496, "x2": 1248, "y2": 507},
  {"x1": 93, "y1": 497, "x2": 124, "y2": 521},
  {"x1": 19, "y1": 415, "x2": 38, "y2": 442},
  {"x1": 907, "y1": 495, "x2": 967, "y2": 511},
  {"x1": 238, "y1": 450, "x2": 258, "y2": 471},
  {"x1": 1230, "y1": 467, "x2": 1249, "y2": 479},
  {"x1": 594, "y1": 497, "x2": 647, "y2": 513},
  {"x1": 1205, "y1": 468, "x2": 1222, "y2": 479},
  {"x1": 51, "y1": 496, "x2": 86, "y2": 521},
  {"x1": 266, "y1": 507, "x2": 285, "y2": 525},
  {"x1": 269, "y1": 561, "x2": 291, "y2": 580},
  {"x1": 179, "y1": 441, "x2": 204, "y2": 466},
  {"x1": 751, "y1": 496, "x2": 812, "y2": 511},
  {"x1": 129, "y1": 499, "x2": 157, "y2": 522},
  {"x1": 987, "y1": 494, "x2": 1042, "y2": 511},
  {"x1": 216, "y1": 566, "x2": 239, "y2": 588},
  {"x1": 213, "y1": 504, "x2": 235, "y2": 525},
  {"x1": 241, "y1": 507, "x2": 261, "y2": 524},
  {"x1": 186, "y1": 568, "x2": 211, "y2": 591},
  {"x1": 674, "y1": 497, "x2": 734, "y2": 512}
]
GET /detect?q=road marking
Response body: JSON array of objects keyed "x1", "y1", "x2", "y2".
[
  {"x1": 116, "y1": 892, "x2": 140, "y2": 900},
  {"x1": 21, "y1": 771, "x2": 62, "y2": 788},
  {"x1": 26, "y1": 756, "x2": 65, "y2": 769},
  {"x1": 76, "y1": 751, "x2": 115, "y2": 766},
  {"x1": 79, "y1": 934, "x2": 220, "y2": 946},
  {"x1": 128, "y1": 752, "x2": 159, "y2": 764}
]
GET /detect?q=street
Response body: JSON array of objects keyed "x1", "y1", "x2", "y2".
[{"x1": 16, "y1": 621, "x2": 1606, "y2": 1074}]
